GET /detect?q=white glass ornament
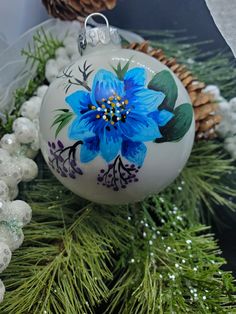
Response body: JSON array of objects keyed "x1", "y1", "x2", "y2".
[
  {"x1": 15, "y1": 157, "x2": 38, "y2": 182},
  {"x1": 0, "y1": 241, "x2": 12, "y2": 273},
  {"x1": 13, "y1": 117, "x2": 38, "y2": 144},
  {"x1": 0, "y1": 279, "x2": 5, "y2": 303},
  {"x1": 0, "y1": 222, "x2": 24, "y2": 251},
  {"x1": 0, "y1": 180, "x2": 9, "y2": 201},
  {"x1": 40, "y1": 14, "x2": 195, "y2": 205},
  {"x1": 7, "y1": 200, "x2": 32, "y2": 226},
  {"x1": 20, "y1": 96, "x2": 42, "y2": 120},
  {"x1": 0, "y1": 134, "x2": 21, "y2": 154}
]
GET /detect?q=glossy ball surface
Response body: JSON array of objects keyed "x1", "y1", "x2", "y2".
[{"x1": 40, "y1": 48, "x2": 194, "y2": 204}]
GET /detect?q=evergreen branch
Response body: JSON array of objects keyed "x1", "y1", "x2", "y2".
[
  {"x1": 0, "y1": 29, "x2": 63, "y2": 137},
  {"x1": 164, "y1": 141, "x2": 236, "y2": 222}
]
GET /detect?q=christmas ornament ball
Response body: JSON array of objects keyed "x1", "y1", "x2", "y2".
[{"x1": 40, "y1": 14, "x2": 194, "y2": 204}]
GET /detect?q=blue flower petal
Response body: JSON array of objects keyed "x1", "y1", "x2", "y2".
[
  {"x1": 124, "y1": 67, "x2": 146, "y2": 91},
  {"x1": 91, "y1": 69, "x2": 125, "y2": 105},
  {"x1": 65, "y1": 90, "x2": 91, "y2": 115},
  {"x1": 121, "y1": 139, "x2": 147, "y2": 167},
  {"x1": 80, "y1": 136, "x2": 99, "y2": 163},
  {"x1": 100, "y1": 127, "x2": 122, "y2": 162},
  {"x1": 68, "y1": 111, "x2": 98, "y2": 140},
  {"x1": 128, "y1": 88, "x2": 165, "y2": 114},
  {"x1": 120, "y1": 112, "x2": 162, "y2": 141},
  {"x1": 149, "y1": 109, "x2": 174, "y2": 127}
]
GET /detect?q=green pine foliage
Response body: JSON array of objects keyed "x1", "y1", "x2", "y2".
[{"x1": 0, "y1": 28, "x2": 236, "y2": 313}]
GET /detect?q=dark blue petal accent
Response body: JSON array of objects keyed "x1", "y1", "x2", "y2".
[
  {"x1": 124, "y1": 67, "x2": 146, "y2": 91},
  {"x1": 91, "y1": 69, "x2": 125, "y2": 105},
  {"x1": 68, "y1": 111, "x2": 97, "y2": 140},
  {"x1": 130, "y1": 88, "x2": 166, "y2": 113},
  {"x1": 149, "y1": 109, "x2": 174, "y2": 127},
  {"x1": 121, "y1": 140, "x2": 147, "y2": 166},
  {"x1": 120, "y1": 112, "x2": 162, "y2": 141},
  {"x1": 80, "y1": 136, "x2": 99, "y2": 163},
  {"x1": 65, "y1": 90, "x2": 91, "y2": 115},
  {"x1": 100, "y1": 127, "x2": 122, "y2": 162}
]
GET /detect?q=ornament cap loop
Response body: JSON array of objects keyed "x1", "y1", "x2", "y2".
[{"x1": 78, "y1": 13, "x2": 121, "y2": 56}]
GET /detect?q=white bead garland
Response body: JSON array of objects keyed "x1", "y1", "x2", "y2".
[
  {"x1": 0, "y1": 80, "x2": 48, "y2": 302},
  {"x1": 206, "y1": 84, "x2": 236, "y2": 158}
]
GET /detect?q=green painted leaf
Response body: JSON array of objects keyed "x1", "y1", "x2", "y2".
[
  {"x1": 55, "y1": 114, "x2": 74, "y2": 138},
  {"x1": 155, "y1": 103, "x2": 193, "y2": 143},
  {"x1": 112, "y1": 58, "x2": 132, "y2": 80},
  {"x1": 148, "y1": 70, "x2": 178, "y2": 109},
  {"x1": 51, "y1": 109, "x2": 74, "y2": 138}
]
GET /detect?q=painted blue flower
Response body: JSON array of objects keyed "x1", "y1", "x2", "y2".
[{"x1": 65, "y1": 67, "x2": 174, "y2": 166}]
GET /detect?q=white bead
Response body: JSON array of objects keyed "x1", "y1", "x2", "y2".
[
  {"x1": 45, "y1": 59, "x2": 60, "y2": 83},
  {"x1": 0, "y1": 162, "x2": 22, "y2": 187},
  {"x1": 7, "y1": 200, "x2": 32, "y2": 226},
  {"x1": 218, "y1": 100, "x2": 230, "y2": 113},
  {"x1": 224, "y1": 142, "x2": 235, "y2": 154},
  {"x1": 0, "y1": 279, "x2": 5, "y2": 303},
  {"x1": 36, "y1": 85, "x2": 48, "y2": 99},
  {"x1": 13, "y1": 117, "x2": 37, "y2": 144},
  {"x1": 0, "y1": 199, "x2": 8, "y2": 217},
  {"x1": 203, "y1": 85, "x2": 220, "y2": 98},
  {"x1": 63, "y1": 37, "x2": 78, "y2": 56},
  {"x1": 0, "y1": 241, "x2": 12, "y2": 273},
  {"x1": 15, "y1": 157, "x2": 38, "y2": 182},
  {"x1": 20, "y1": 96, "x2": 42, "y2": 120},
  {"x1": 55, "y1": 47, "x2": 69, "y2": 59},
  {"x1": 0, "y1": 223, "x2": 24, "y2": 251},
  {"x1": 30, "y1": 137, "x2": 40, "y2": 151},
  {"x1": 0, "y1": 134, "x2": 21, "y2": 154},
  {"x1": 0, "y1": 180, "x2": 9, "y2": 201},
  {"x1": 8, "y1": 184, "x2": 19, "y2": 200},
  {"x1": 0, "y1": 149, "x2": 10, "y2": 165},
  {"x1": 56, "y1": 56, "x2": 71, "y2": 71}
]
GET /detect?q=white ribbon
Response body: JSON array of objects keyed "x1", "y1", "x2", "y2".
[{"x1": 205, "y1": 0, "x2": 236, "y2": 57}]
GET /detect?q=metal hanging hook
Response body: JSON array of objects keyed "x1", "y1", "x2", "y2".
[{"x1": 84, "y1": 13, "x2": 110, "y2": 30}]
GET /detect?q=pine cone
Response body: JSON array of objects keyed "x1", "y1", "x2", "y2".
[
  {"x1": 42, "y1": 0, "x2": 117, "y2": 20},
  {"x1": 127, "y1": 42, "x2": 222, "y2": 140}
]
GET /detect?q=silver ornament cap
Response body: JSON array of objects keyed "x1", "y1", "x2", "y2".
[{"x1": 78, "y1": 13, "x2": 121, "y2": 56}]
